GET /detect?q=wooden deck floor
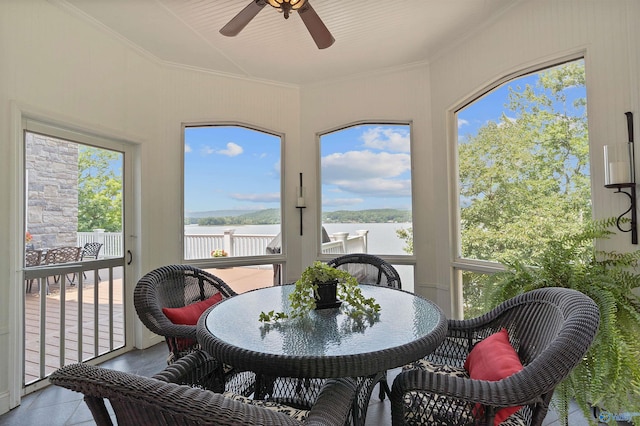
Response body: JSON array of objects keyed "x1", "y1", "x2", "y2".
[{"x1": 23, "y1": 265, "x2": 274, "y2": 385}]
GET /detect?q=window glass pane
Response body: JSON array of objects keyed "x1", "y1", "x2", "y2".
[
  {"x1": 457, "y1": 59, "x2": 590, "y2": 266},
  {"x1": 205, "y1": 265, "x2": 275, "y2": 293},
  {"x1": 183, "y1": 125, "x2": 282, "y2": 261},
  {"x1": 26, "y1": 133, "x2": 124, "y2": 256},
  {"x1": 320, "y1": 123, "x2": 413, "y2": 257},
  {"x1": 461, "y1": 270, "x2": 494, "y2": 319}
]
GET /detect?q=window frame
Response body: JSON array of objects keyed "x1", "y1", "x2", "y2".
[
  {"x1": 450, "y1": 54, "x2": 591, "y2": 317},
  {"x1": 181, "y1": 121, "x2": 286, "y2": 269}
]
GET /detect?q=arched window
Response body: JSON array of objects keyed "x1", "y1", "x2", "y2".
[
  {"x1": 319, "y1": 122, "x2": 414, "y2": 290},
  {"x1": 454, "y1": 58, "x2": 590, "y2": 318},
  {"x1": 183, "y1": 123, "x2": 283, "y2": 288}
]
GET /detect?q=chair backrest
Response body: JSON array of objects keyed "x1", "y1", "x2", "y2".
[
  {"x1": 49, "y1": 363, "x2": 303, "y2": 426},
  {"x1": 81, "y1": 242, "x2": 103, "y2": 260},
  {"x1": 134, "y1": 265, "x2": 237, "y2": 338},
  {"x1": 460, "y1": 287, "x2": 599, "y2": 368},
  {"x1": 42, "y1": 246, "x2": 81, "y2": 265},
  {"x1": 328, "y1": 253, "x2": 401, "y2": 289},
  {"x1": 25, "y1": 249, "x2": 42, "y2": 267},
  {"x1": 441, "y1": 287, "x2": 599, "y2": 426}
]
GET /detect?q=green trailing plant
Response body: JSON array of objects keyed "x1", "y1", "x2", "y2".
[
  {"x1": 259, "y1": 261, "x2": 381, "y2": 322},
  {"x1": 487, "y1": 217, "x2": 640, "y2": 425}
]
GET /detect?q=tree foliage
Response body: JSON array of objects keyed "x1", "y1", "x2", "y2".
[
  {"x1": 459, "y1": 61, "x2": 590, "y2": 266},
  {"x1": 456, "y1": 60, "x2": 591, "y2": 317},
  {"x1": 77, "y1": 147, "x2": 122, "y2": 232}
]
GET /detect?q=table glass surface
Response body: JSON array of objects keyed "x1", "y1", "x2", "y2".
[{"x1": 203, "y1": 285, "x2": 443, "y2": 358}]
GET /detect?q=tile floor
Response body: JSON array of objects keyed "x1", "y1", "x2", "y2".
[{"x1": 0, "y1": 342, "x2": 614, "y2": 425}]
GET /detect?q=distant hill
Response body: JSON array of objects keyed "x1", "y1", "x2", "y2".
[
  {"x1": 186, "y1": 208, "x2": 410, "y2": 225},
  {"x1": 323, "y1": 209, "x2": 411, "y2": 223},
  {"x1": 186, "y1": 210, "x2": 258, "y2": 219}
]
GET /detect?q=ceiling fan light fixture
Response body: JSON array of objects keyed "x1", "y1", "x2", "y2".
[{"x1": 267, "y1": 0, "x2": 306, "y2": 19}]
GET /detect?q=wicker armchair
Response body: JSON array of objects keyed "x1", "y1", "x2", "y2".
[
  {"x1": 49, "y1": 351, "x2": 358, "y2": 426},
  {"x1": 134, "y1": 264, "x2": 253, "y2": 394},
  {"x1": 391, "y1": 287, "x2": 600, "y2": 426},
  {"x1": 328, "y1": 253, "x2": 401, "y2": 289},
  {"x1": 328, "y1": 253, "x2": 401, "y2": 401}
]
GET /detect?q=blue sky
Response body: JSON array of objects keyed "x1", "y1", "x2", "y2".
[
  {"x1": 184, "y1": 126, "x2": 281, "y2": 213},
  {"x1": 184, "y1": 124, "x2": 413, "y2": 213},
  {"x1": 320, "y1": 124, "x2": 412, "y2": 211}
]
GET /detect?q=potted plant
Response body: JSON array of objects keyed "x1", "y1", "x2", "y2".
[
  {"x1": 486, "y1": 217, "x2": 640, "y2": 425},
  {"x1": 259, "y1": 261, "x2": 380, "y2": 322},
  {"x1": 211, "y1": 249, "x2": 228, "y2": 257}
]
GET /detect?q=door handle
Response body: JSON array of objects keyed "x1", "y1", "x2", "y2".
[{"x1": 127, "y1": 250, "x2": 132, "y2": 265}]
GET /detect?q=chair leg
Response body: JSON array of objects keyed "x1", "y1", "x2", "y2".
[{"x1": 378, "y1": 376, "x2": 391, "y2": 401}]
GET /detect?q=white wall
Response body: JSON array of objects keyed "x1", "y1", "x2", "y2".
[{"x1": 0, "y1": 0, "x2": 300, "y2": 413}]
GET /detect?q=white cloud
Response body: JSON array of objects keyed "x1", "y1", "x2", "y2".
[
  {"x1": 361, "y1": 127, "x2": 410, "y2": 153},
  {"x1": 185, "y1": 144, "x2": 192, "y2": 153},
  {"x1": 200, "y1": 146, "x2": 215, "y2": 155},
  {"x1": 458, "y1": 118, "x2": 469, "y2": 128},
  {"x1": 218, "y1": 142, "x2": 243, "y2": 157},
  {"x1": 322, "y1": 197, "x2": 364, "y2": 207},
  {"x1": 229, "y1": 192, "x2": 280, "y2": 203},
  {"x1": 322, "y1": 150, "x2": 410, "y2": 181},
  {"x1": 335, "y1": 178, "x2": 412, "y2": 197},
  {"x1": 199, "y1": 142, "x2": 243, "y2": 156}
]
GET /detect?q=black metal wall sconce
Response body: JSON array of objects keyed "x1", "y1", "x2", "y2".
[
  {"x1": 604, "y1": 112, "x2": 637, "y2": 244},
  {"x1": 296, "y1": 172, "x2": 306, "y2": 235}
]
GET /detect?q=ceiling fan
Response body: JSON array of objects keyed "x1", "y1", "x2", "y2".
[{"x1": 220, "y1": 0, "x2": 335, "y2": 49}]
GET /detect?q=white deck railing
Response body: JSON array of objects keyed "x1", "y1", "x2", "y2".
[{"x1": 77, "y1": 229, "x2": 368, "y2": 259}]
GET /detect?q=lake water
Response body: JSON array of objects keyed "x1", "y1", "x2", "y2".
[{"x1": 185, "y1": 222, "x2": 412, "y2": 255}]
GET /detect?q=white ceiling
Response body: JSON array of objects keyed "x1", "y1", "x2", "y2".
[{"x1": 59, "y1": 0, "x2": 521, "y2": 86}]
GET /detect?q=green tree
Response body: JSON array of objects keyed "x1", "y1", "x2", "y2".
[
  {"x1": 459, "y1": 60, "x2": 590, "y2": 316},
  {"x1": 395, "y1": 61, "x2": 591, "y2": 317},
  {"x1": 77, "y1": 147, "x2": 123, "y2": 232}
]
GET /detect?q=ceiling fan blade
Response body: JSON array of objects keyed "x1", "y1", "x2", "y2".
[
  {"x1": 220, "y1": 0, "x2": 267, "y2": 37},
  {"x1": 298, "y1": 1, "x2": 335, "y2": 49}
]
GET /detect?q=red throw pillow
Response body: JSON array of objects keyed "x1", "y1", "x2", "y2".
[
  {"x1": 162, "y1": 293, "x2": 223, "y2": 325},
  {"x1": 463, "y1": 328, "x2": 524, "y2": 425},
  {"x1": 162, "y1": 293, "x2": 224, "y2": 352}
]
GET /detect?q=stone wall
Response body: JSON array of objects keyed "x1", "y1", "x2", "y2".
[{"x1": 25, "y1": 132, "x2": 79, "y2": 249}]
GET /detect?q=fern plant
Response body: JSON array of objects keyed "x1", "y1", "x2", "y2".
[{"x1": 487, "y1": 217, "x2": 640, "y2": 425}]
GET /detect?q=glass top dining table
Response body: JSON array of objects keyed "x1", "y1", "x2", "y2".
[{"x1": 196, "y1": 284, "x2": 447, "y2": 379}]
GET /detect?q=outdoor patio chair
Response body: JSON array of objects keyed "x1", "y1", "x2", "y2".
[
  {"x1": 134, "y1": 264, "x2": 254, "y2": 395},
  {"x1": 49, "y1": 350, "x2": 358, "y2": 426},
  {"x1": 40, "y1": 246, "x2": 82, "y2": 289},
  {"x1": 24, "y1": 249, "x2": 42, "y2": 293},
  {"x1": 328, "y1": 252, "x2": 401, "y2": 400},
  {"x1": 80, "y1": 242, "x2": 103, "y2": 280},
  {"x1": 391, "y1": 287, "x2": 600, "y2": 426}
]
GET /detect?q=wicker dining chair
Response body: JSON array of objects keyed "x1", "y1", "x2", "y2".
[
  {"x1": 133, "y1": 264, "x2": 254, "y2": 395},
  {"x1": 328, "y1": 253, "x2": 401, "y2": 289},
  {"x1": 49, "y1": 350, "x2": 358, "y2": 426},
  {"x1": 391, "y1": 287, "x2": 600, "y2": 426},
  {"x1": 328, "y1": 252, "x2": 401, "y2": 401}
]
